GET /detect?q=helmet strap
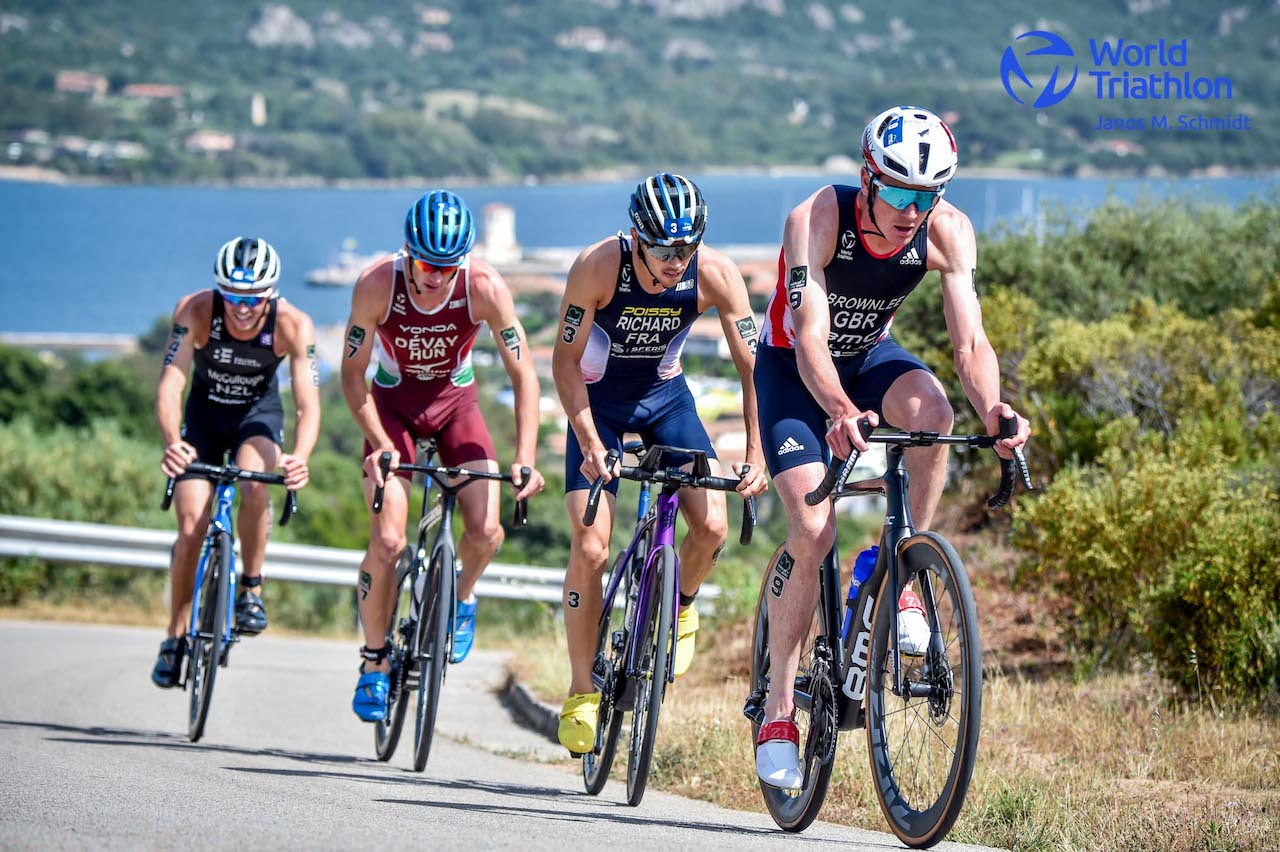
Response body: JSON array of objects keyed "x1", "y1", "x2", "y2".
[
  {"x1": 861, "y1": 180, "x2": 886, "y2": 239},
  {"x1": 636, "y1": 244, "x2": 663, "y2": 288}
]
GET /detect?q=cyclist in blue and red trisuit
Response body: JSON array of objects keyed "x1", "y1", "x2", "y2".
[
  {"x1": 552, "y1": 173, "x2": 769, "y2": 754},
  {"x1": 342, "y1": 189, "x2": 546, "y2": 723},
  {"x1": 752, "y1": 106, "x2": 1031, "y2": 789},
  {"x1": 152, "y1": 237, "x2": 321, "y2": 687}
]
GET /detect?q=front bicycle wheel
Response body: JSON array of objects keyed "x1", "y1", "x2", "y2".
[
  {"x1": 188, "y1": 532, "x2": 230, "y2": 742},
  {"x1": 625, "y1": 544, "x2": 675, "y2": 807},
  {"x1": 865, "y1": 531, "x2": 982, "y2": 849},
  {"x1": 583, "y1": 542, "x2": 635, "y2": 795},
  {"x1": 375, "y1": 546, "x2": 415, "y2": 761},
  {"x1": 749, "y1": 544, "x2": 835, "y2": 832},
  {"x1": 412, "y1": 542, "x2": 454, "y2": 773}
]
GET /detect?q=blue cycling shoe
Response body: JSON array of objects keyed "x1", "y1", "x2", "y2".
[
  {"x1": 450, "y1": 597, "x2": 478, "y2": 664},
  {"x1": 352, "y1": 669, "x2": 390, "y2": 722}
]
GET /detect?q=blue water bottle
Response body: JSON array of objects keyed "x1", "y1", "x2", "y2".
[{"x1": 840, "y1": 545, "x2": 879, "y2": 641}]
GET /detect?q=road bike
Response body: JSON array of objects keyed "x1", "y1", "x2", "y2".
[
  {"x1": 581, "y1": 441, "x2": 756, "y2": 806},
  {"x1": 162, "y1": 462, "x2": 296, "y2": 742},
  {"x1": 743, "y1": 417, "x2": 1031, "y2": 847},
  {"x1": 370, "y1": 442, "x2": 529, "y2": 772}
]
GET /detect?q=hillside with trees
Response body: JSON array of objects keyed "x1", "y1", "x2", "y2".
[{"x1": 1, "y1": 0, "x2": 1277, "y2": 182}]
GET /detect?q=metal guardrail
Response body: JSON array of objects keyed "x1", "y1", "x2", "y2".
[{"x1": 0, "y1": 515, "x2": 719, "y2": 606}]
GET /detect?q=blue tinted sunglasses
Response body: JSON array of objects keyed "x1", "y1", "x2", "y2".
[
  {"x1": 642, "y1": 239, "x2": 699, "y2": 263},
  {"x1": 872, "y1": 178, "x2": 943, "y2": 212},
  {"x1": 222, "y1": 291, "x2": 268, "y2": 307}
]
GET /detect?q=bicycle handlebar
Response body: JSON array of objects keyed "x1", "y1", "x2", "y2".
[
  {"x1": 804, "y1": 415, "x2": 1033, "y2": 507},
  {"x1": 161, "y1": 462, "x2": 298, "y2": 527},
  {"x1": 372, "y1": 451, "x2": 530, "y2": 527},
  {"x1": 583, "y1": 450, "x2": 757, "y2": 544}
]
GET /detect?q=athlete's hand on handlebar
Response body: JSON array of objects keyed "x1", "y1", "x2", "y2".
[
  {"x1": 826, "y1": 407, "x2": 879, "y2": 459},
  {"x1": 732, "y1": 456, "x2": 769, "y2": 498},
  {"x1": 279, "y1": 453, "x2": 310, "y2": 490},
  {"x1": 983, "y1": 403, "x2": 1030, "y2": 460},
  {"x1": 579, "y1": 444, "x2": 618, "y2": 486},
  {"x1": 364, "y1": 447, "x2": 400, "y2": 487},
  {"x1": 511, "y1": 462, "x2": 545, "y2": 502},
  {"x1": 161, "y1": 440, "x2": 198, "y2": 479}
]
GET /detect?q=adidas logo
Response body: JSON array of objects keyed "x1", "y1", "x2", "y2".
[
  {"x1": 899, "y1": 245, "x2": 922, "y2": 266},
  {"x1": 777, "y1": 436, "x2": 804, "y2": 455}
]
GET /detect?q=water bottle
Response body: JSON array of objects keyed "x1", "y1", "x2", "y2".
[{"x1": 840, "y1": 546, "x2": 879, "y2": 641}]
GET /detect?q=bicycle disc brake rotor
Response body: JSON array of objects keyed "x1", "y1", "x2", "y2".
[
  {"x1": 807, "y1": 657, "x2": 839, "y2": 767},
  {"x1": 925, "y1": 652, "x2": 954, "y2": 724}
]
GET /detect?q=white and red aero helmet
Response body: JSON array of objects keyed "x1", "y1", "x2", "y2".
[{"x1": 861, "y1": 106, "x2": 958, "y2": 188}]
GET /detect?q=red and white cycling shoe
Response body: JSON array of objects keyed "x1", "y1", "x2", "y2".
[
  {"x1": 898, "y1": 587, "x2": 931, "y2": 656},
  {"x1": 755, "y1": 718, "x2": 802, "y2": 790}
]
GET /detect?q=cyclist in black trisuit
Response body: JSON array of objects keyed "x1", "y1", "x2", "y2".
[{"x1": 151, "y1": 237, "x2": 320, "y2": 688}]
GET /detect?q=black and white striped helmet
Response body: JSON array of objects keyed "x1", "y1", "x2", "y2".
[
  {"x1": 214, "y1": 237, "x2": 281, "y2": 295},
  {"x1": 628, "y1": 173, "x2": 707, "y2": 246}
]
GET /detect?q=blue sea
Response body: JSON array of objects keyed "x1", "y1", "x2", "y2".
[{"x1": 0, "y1": 172, "x2": 1275, "y2": 334}]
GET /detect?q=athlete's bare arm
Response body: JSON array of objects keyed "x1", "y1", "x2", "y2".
[
  {"x1": 695, "y1": 247, "x2": 768, "y2": 497},
  {"x1": 784, "y1": 186, "x2": 875, "y2": 457},
  {"x1": 341, "y1": 255, "x2": 398, "y2": 485},
  {"x1": 552, "y1": 237, "x2": 616, "y2": 485},
  {"x1": 928, "y1": 206, "x2": 1030, "y2": 455},
  {"x1": 467, "y1": 258, "x2": 547, "y2": 500},
  {"x1": 156, "y1": 292, "x2": 210, "y2": 477},
  {"x1": 276, "y1": 303, "x2": 321, "y2": 489}
]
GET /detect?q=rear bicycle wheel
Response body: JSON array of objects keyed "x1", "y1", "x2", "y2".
[
  {"x1": 583, "y1": 542, "x2": 635, "y2": 795},
  {"x1": 375, "y1": 546, "x2": 415, "y2": 761},
  {"x1": 189, "y1": 533, "x2": 230, "y2": 742},
  {"x1": 625, "y1": 544, "x2": 675, "y2": 807},
  {"x1": 865, "y1": 532, "x2": 982, "y2": 849},
  {"x1": 749, "y1": 544, "x2": 835, "y2": 832},
  {"x1": 412, "y1": 543, "x2": 454, "y2": 773}
]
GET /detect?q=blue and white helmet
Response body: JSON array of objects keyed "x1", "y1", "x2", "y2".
[
  {"x1": 214, "y1": 237, "x2": 280, "y2": 295},
  {"x1": 628, "y1": 173, "x2": 707, "y2": 246},
  {"x1": 861, "y1": 106, "x2": 958, "y2": 188},
  {"x1": 404, "y1": 189, "x2": 475, "y2": 264}
]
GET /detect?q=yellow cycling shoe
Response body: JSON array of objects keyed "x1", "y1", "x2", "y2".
[
  {"x1": 558, "y1": 691, "x2": 601, "y2": 755},
  {"x1": 673, "y1": 606, "x2": 699, "y2": 679}
]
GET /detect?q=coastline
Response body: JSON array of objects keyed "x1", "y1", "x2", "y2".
[{"x1": 3, "y1": 162, "x2": 1278, "y2": 189}]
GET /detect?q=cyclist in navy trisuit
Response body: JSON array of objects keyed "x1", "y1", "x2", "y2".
[
  {"x1": 751, "y1": 107, "x2": 1031, "y2": 789},
  {"x1": 152, "y1": 237, "x2": 320, "y2": 688},
  {"x1": 552, "y1": 173, "x2": 769, "y2": 754}
]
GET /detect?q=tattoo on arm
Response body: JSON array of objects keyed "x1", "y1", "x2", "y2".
[
  {"x1": 734, "y1": 317, "x2": 759, "y2": 355},
  {"x1": 345, "y1": 326, "x2": 366, "y2": 359},
  {"x1": 567, "y1": 590, "x2": 580, "y2": 609},
  {"x1": 163, "y1": 323, "x2": 188, "y2": 366},
  {"x1": 499, "y1": 326, "x2": 521, "y2": 361},
  {"x1": 306, "y1": 343, "x2": 320, "y2": 387},
  {"x1": 786, "y1": 265, "x2": 807, "y2": 313},
  {"x1": 561, "y1": 304, "x2": 585, "y2": 345},
  {"x1": 971, "y1": 267, "x2": 979, "y2": 294}
]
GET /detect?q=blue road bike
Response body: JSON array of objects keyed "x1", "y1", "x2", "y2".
[
  {"x1": 580, "y1": 441, "x2": 756, "y2": 806},
  {"x1": 162, "y1": 462, "x2": 296, "y2": 742}
]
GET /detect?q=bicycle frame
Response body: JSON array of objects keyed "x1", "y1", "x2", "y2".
[{"x1": 187, "y1": 482, "x2": 239, "y2": 656}]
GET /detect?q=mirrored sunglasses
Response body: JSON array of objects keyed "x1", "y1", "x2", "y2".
[
  {"x1": 222, "y1": 292, "x2": 268, "y2": 308},
  {"x1": 642, "y1": 240, "x2": 699, "y2": 263},
  {"x1": 412, "y1": 256, "x2": 460, "y2": 275},
  {"x1": 872, "y1": 178, "x2": 943, "y2": 212}
]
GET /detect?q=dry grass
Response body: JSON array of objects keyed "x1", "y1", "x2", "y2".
[{"x1": 512, "y1": 581, "x2": 1280, "y2": 851}]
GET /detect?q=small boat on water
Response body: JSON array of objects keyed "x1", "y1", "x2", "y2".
[{"x1": 305, "y1": 241, "x2": 386, "y2": 287}]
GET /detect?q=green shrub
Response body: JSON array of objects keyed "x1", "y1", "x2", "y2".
[{"x1": 1012, "y1": 427, "x2": 1280, "y2": 703}]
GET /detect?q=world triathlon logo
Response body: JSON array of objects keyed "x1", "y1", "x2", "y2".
[{"x1": 1001, "y1": 31, "x2": 1078, "y2": 109}]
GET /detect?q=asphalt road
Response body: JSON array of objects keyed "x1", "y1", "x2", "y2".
[{"x1": 0, "y1": 621, "x2": 1001, "y2": 851}]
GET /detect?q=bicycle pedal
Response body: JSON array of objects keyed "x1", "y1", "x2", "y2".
[{"x1": 782, "y1": 786, "x2": 803, "y2": 799}]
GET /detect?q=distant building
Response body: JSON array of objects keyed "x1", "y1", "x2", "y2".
[
  {"x1": 55, "y1": 71, "x2": 107, "y2": 98},
  {"x1": 480, "y1": 203, "x2": 521, "y2": 265},
  {"x1": 185, "y1": 130, "x2": 236, "y2": 154},
  {"x1": 251, "y1": 92, "x2": 268, "y2": 127},
  {"x1": 120, "y1": 83, "x2": 184, "y2": 101}
]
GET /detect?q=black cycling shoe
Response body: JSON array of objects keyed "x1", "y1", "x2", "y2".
[
  {"x1": 151, "y1": 636, "x2": 186, "y2": 688},
  {"x1": 235, "y1": 589, "x2": 268, "y2": 635}
]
